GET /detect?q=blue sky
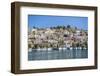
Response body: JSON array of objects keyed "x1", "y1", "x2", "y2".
[{"x1": 28, "y1": 15, "x2": 88, "y2": 30}]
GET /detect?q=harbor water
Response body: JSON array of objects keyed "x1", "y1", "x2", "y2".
[{"x1": 28, "y1": 49, "x2": 88, "y2": 61}]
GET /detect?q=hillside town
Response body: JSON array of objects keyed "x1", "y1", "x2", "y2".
[{"x1": 28, "y1": 25, "x2": 88, "y2": 51}]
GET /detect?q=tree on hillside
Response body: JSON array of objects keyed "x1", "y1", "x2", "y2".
[{"x1": 67, "y1": 25, "x2": 71, "y2": 29}]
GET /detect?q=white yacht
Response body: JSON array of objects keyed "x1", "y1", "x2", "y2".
[
  {"x1": 75, "y1": 47, "x2": 78, "y2": 50},
  {"x1": 48, "y1": 48, "x2": 52, "y2": 51},
  {"x1": 62, "y1": 47, "x2": 66, "y2": 50},
  {"x1": 37, "y1": 48, "x2": 41, "y2": 51},
  {"x1": 70, "y1": 47, "x2": 73, "y2": 50},
  {"x1": 84, "y1": 47, "x2": 87, "y2": 50},
  {"x1": 59, "y1": 47, "x2": 63, "y2": 50},
  {"x1": 28, "y1": 48, "x2": 32, "y2": 52},
  {"x1": 79, "y1": 47, "x2": 82, "y2": 50}
]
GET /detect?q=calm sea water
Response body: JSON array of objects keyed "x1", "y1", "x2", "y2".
[{"x1": 28, "y1": 49, "x2": 88, "y2": 61}]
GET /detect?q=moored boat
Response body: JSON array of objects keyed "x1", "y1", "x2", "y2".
[
  {"x1": 37, "y1": 48, "x2": 41, "y2": 51},
  {"x1": 59, "y1": 47, "x2": 62, "y2": 50},
  {"x1": 70, "y1": 47, "x2": 73, "y2": 50},
  {"x1": 48, "y1": 48, "x2": 52, "y2": 51},
  {"x1": 28, "y1": 48, "x2": 32, "y2": 52},
  {"x1": 62, "y1": 47, "x2": 66, "y2": 50}
]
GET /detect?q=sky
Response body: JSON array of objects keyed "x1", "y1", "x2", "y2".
[{"x1": 28, "y1": 15, "x2": 88, "y2": 30}]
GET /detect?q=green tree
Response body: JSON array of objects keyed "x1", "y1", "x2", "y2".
[{"x1": 67, "y1": 25, "x2": 71, "y2": 29}]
